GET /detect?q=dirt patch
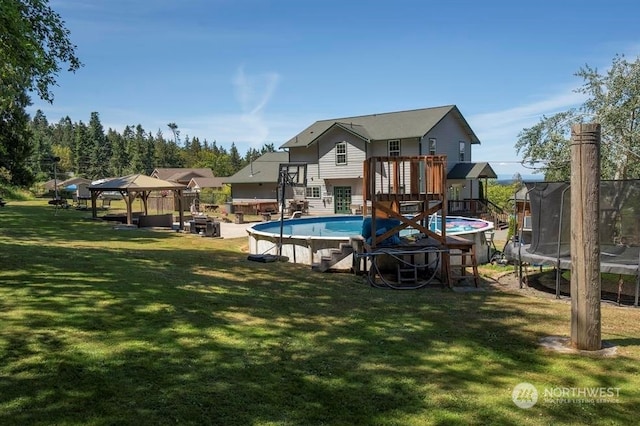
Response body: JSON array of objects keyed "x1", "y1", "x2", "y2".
[{"x1": 485, "y1": 267, "x2": 639, "y2": 307}]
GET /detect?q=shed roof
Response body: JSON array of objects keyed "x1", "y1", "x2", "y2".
[
  {"x1": 188, "y1": 177, "x2": 226, "y2": 189},
  {"x1": 447, "y1": 162, "x2": 497, "y2": 180},
  {"x1": 59, "y1": 177, "x2": 92, "y2": 187},
  {"x1": 151, "y1": 168, "x2": 214, "y2": 181}
]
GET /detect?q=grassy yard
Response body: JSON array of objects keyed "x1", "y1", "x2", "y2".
[{"x1": 0, "y1": 200, "x2": 639, "y2": 425}]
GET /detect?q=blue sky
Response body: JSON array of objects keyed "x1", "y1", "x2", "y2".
[{"x1": 33, "y1": 0, "x2": 640, "y2": 178}]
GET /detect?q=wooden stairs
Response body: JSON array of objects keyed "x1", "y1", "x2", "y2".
[
  {"x1": 444, "y1": 236, "x2": 480, "y2": 287},
  {"x1": 311, "y1": 243, "x2": 355, "y2": 272}
]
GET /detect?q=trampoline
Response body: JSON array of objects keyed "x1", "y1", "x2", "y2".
[{"x1": 504, "y1": 181, "x2": 640, "y2": 306}]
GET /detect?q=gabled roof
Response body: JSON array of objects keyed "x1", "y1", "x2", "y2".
[
  {"x1": 187, "y1": 177, "x2": 226, "y2": 190},
  {"x1": 42, "y1": 179, "x2": 58, "y2": 191},
  {"x1": 222, "y1": 151, "x2": 289, "y2": 184},
  {"x1": 88, "y1": 174, "x2": 186, "y2": 191},
  {"x1": 281, "y1": 105, "x2": 480, "y2": 149},
  {"x1": 59, "y1": 177, "x2": 92, "y2": 187},
  {"x1": 511, "y1": 185, "x2": 530, "y2": 201},
  {"x1": 151, "y1": 168, "x2": 214, "y2": 181},
  {"x1": 447, "y1": 162, "x2": 497, "y2": 180}
]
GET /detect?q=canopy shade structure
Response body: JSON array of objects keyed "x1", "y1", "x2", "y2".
[
  {"x1": 88, "y1": 174, "x2": 187, "y2": 228},
  {"x1": 58, "y1": 177, "x2": 92, "y2": 188}
]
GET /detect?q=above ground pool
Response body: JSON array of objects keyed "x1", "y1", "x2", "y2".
[
  {"x1": 247, "y1": 215, "x2": 495, "y2": 268},
  {"x1": 250, "y1": 214, "x2": 492, "y2": 239}
]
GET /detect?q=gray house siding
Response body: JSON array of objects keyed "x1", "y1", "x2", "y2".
[
  {"x1": 317, "y1": 127, "x2": 367, "y2": 179},
  {"x1": 368, "y1": 137, "x2": 420, "y2": 157},
  {"x1": 289, "y1": 147, "x2": 319, "y2": 181},
  {"x1": 282, "y1": 106, "x2": 484, "y2": 214},
  {"x1": 316, "y1": 129, "x2": 365, "y2": 215},
  {"x1": 422, "y1": 113, "x2": 477, "y2": 200},
  {"x1": 287, "y1": 128, "x2": 366, "y2": 215}
]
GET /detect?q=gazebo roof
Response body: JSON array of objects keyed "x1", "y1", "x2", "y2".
[
  {"x1": 87, "y1": 174, "x2": 187, "y2": 227},
  {"x1": 88, "y1": 174, "x2": 186, "y2": 191}
]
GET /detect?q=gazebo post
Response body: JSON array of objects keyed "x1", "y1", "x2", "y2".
[
  {"x1": 87, "y1": 174, "x2": 187, "y2": 228},
  {"x1": 91, "y1": 190, "x2": 98, "y2": 219},
  {"x1": 141, "y1": 191, "x2": 149, "y2": 215},
  {"x1": 126, "y1": 192, "x2": 135, "y2": 225},
  {"x1": 177, "y1": 189, "x2": 184, "y2": 230}
]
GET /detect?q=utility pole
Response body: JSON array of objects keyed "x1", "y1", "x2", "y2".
[
  {"x1": 52, "y1": 156, "x2": 61, "y2": 200},
  {"x1": 570, "y1": 123, "x2": 601, "y2": 351}
]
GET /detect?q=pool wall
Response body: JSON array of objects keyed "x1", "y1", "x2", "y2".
[
  {"x1": 247, "y1": 215, "x2": 494, "y2": 269},
  {"x1": 249, "y1": 217, "x2": 357, "y2": 268}
]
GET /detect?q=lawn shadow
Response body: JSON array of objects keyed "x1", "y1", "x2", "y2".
[{"x1": 0, "y1": 201, "x2": 638, "y2": 424}]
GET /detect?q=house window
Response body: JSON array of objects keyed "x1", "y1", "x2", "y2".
[
  {"x1": 428, "y1": 138, "x2": 437, "y2": 155},
  {"x1": 335, "y1": 142, "x2": 347, "y2": 165},
  {"x1": 388, "y1": 139, "x2": 400, "y2": 157},
  {"x1": 305, "y1": 186, "x2": 321, "y2": 199},
  {"x1": 459, "y1": 141, "x2": 466, "y2": 162}
]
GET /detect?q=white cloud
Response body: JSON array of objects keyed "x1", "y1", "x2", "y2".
[
  {"x1": 471, "y1": 89, "x2": 587, "y2": 145},
  {"x1": 233, "y1": 66, "x2": 280, "y2": 116},
  {"x1": 467, "y1": 86, "x2": 588, "y2": 177}
]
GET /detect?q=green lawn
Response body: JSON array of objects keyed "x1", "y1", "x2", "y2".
[{"x1": 1, "y1": 200, "x2": 639, "y2": 425}]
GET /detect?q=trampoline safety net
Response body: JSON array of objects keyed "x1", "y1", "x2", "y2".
[{"x1": 524, "y1": 180, "x2": 640, "y2": 275}]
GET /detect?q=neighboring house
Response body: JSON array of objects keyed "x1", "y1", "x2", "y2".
[
  {"x1": 150, "y1": 168, "x2": 216, "y2": 212},
  {"x1": 59, "y1": 177, "x2": 92, "y2": 203},
  {"x1": 222, "y1": 151, "x2": 290, "y2": 214},
  {"x1": 512, "y1": 184, "x2": 532, "y2": 235},
  {"x1": 150, "y1": 168, "x2": 215, "y2": 186},
  {"x1": 280, "y1": 105, "x2": 496, "y2": 215},
  {"x1": 187, "y1": 177, "x2": 226, "y2": 192}
]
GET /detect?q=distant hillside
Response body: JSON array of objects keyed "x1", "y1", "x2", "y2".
[{"x1": 495, "y1": 174, "x2": 541, "y2": 185}]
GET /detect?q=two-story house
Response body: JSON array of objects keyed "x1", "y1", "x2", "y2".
[{"x1": 280, "y1": 105, "x2": 496, "y2": 215}]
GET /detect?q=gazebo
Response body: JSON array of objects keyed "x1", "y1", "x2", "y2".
[{"x1": 88, "y1": 174, "x2": 187, "y2": 228}]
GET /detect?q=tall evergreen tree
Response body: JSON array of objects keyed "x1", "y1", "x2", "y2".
[
  {"x1": 153, "y1": 130, "x2": 169, "y2": 168},
  {"x1": 52, "y1": 116, "x2": 75, "y2": 149},
  {"x1": 88, "y1": 112, "x2": 110, "y2": 178},
  {"x1": 142, "y1": 131, "x2": 155, "y2": 174},
  {"x1": 164, "y1": 138, "x2": 184, "y2": 168},
  {"x1": 260, "y1": 143, "x2": 276, "y2": 153},
  {"x1": 229, "y1": 142, "x2": 243, "y2": 173},
  {"x1": 28, "y1": 110, "x2": 53, "y2": 180},
  {"x1": 129, "y1": 125, "x2": 147, "y2": 174},
  {"x1": 108, "y1": 128, "x2": 127, "y2": 176},
  {"x1": 73, "y1": 121, "x2": 91, "y2": 177},
  {"x1": 0, "y1": 90, "x2": 33, "y2": 186}
]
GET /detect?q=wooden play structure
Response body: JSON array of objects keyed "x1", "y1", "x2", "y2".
[{"x1": 360, "y1": 155, "x2": 479, "y2": 287}]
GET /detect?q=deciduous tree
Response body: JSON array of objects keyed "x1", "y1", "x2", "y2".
[
  {"x1": 0, "y1": 0, "x2": 81, "y2": 185},
  {"x1": 515, "y1": 54, "x2": 640, "y2": 180}
]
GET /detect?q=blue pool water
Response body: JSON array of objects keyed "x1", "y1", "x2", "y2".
[{"x1": 250, "y1": 215, "x2": 492, "y2": 238}]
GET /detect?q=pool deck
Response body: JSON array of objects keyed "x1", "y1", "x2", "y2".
[{"x1": 220, "y1": 221, "x2": 253, "y2": 238}]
